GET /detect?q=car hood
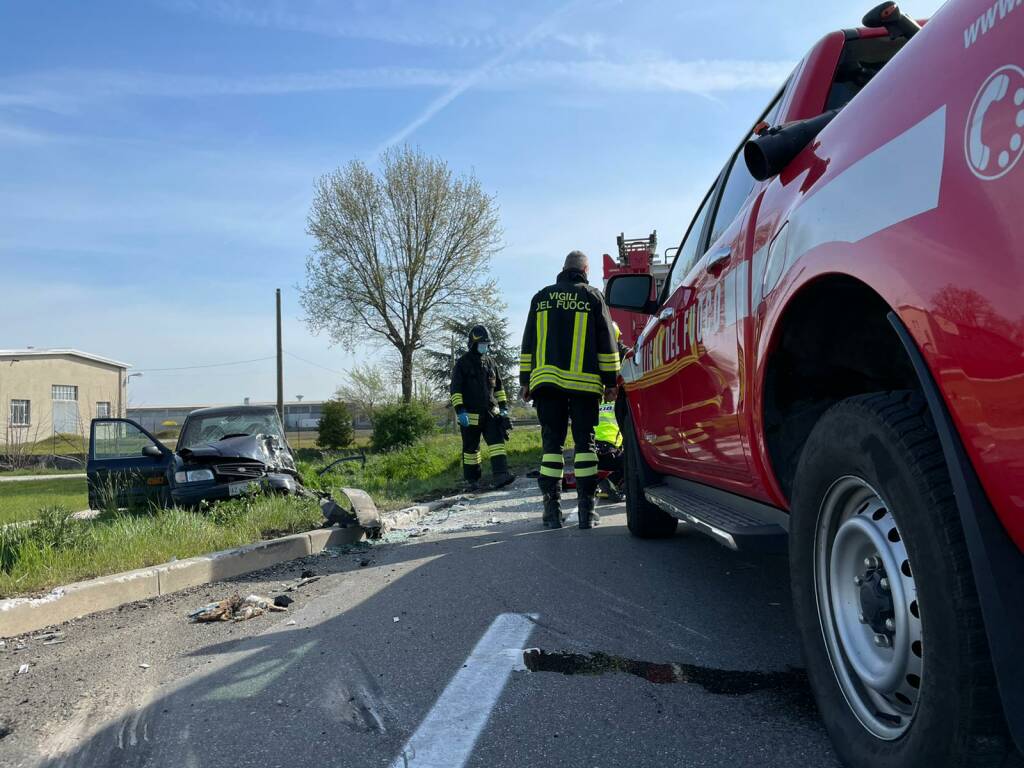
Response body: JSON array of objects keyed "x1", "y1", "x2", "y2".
[{"x1": 177, "y1": 434, "x2": 296, "y2": 471}]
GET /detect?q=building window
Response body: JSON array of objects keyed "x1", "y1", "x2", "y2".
[
  {"x1": 52, "y1": 385, "x2": 78, "y2": 401},
  {"x1": 9, "y1": 399, "x2": 30, "y2": 427},
  {"x1": 96, "y1": 401, "x2": 111, "y2": 418}
]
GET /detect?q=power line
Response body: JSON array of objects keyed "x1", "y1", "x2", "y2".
[
  {"x1": 284, "y1": 351, "x2": 347, "y2": 376},
  {"x1": 135, "y1": 356, "x2": 277, "y2": 373}
]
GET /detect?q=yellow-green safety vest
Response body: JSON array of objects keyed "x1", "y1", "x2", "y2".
[{"x1": 594, "y1": 402, "x2": 621, "y2": 447}]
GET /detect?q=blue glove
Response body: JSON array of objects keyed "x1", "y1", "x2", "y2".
[
  {"x1": 499, "y1": 408, "x2": 509, "y2": 418},
  {"x1": 457, "y1": 411, "x2": 470, "y2": 428}
]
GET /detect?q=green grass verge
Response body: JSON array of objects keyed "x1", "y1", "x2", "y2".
[
  {"x1": 0, "y1": 477, "x2": 89, "y2": 526},
  {"x1": 302, "y1": 426, "x2": 543, "y2": 510},
  {"x1": 0, "y1": 496, "x2": 324, "y2": 597},
  {"x1": 0, "y1": 427, "x2": 544, "y2": 597}
]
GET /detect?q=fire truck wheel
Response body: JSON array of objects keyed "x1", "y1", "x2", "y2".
[
  {"x1": 789, "y1": 391, "x2": 1012, "y2": 768},
  {"x1": 622, "y1": 407, "x2": 677, "y2": 539}
]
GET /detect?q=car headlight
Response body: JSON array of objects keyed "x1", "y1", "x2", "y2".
[{"x1": 174, "y1": 469, "x2": 215, "y2": 483}]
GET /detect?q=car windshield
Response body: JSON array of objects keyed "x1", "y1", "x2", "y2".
[{"x1": 177, "y1": 411, "x2": 286, "y2": 450}]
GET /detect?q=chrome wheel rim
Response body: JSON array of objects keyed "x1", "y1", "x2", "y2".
[{"x1": 814, "y1": 476, "x2": 923, "y2": 739}]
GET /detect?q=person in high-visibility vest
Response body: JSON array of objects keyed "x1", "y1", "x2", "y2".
[{"x1": 595, "y1": 322, "x2": 626, "y2": 501}]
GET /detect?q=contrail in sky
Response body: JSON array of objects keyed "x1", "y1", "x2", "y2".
[{"x1": 373, "y1": 0, "x2": 582, "y2": 154}]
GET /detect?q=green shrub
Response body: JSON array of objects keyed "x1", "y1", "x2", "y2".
[
  {"x1": 371, "y1": 401, "x2": 436, "y2": 452},
  {"x1": 317, "y1": 399, "x2": 355, "y2": 450}
]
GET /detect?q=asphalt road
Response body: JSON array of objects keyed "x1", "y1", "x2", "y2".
[{"x1": 2, "y1": 479, "x2": 840, "y2": 768}]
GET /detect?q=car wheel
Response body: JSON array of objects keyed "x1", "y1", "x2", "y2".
[
  {"x1": 622, "y1": 404, "x2": 677, "y2": 539},
  {"x1": 790, "y1": 391, "x2": 1013, "y2": 768}
]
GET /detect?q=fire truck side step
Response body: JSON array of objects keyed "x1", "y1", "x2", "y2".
[{"x1": 644, "y1": 479, "x2": 788, "y2": 553}]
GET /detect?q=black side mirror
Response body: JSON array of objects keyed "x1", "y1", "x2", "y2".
[
  {"x1": 606, "y1": 273, "x2": 657, "y2": 314},
  {"x1": 142, "y1": 445, "x2": 163, "y2": 458}
]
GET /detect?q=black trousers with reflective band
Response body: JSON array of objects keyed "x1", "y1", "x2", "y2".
[
  {"x1": 597, "y1": 441, "x2": 624, "y2": 485},
  {"x1": 460, "y1": 413, "x2": 508, "y2": 482},
  {"x1": 534, "y1": 389, "x2": 600, "y2": 497}
]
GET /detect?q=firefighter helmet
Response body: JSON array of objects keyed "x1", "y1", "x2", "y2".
[{"x1": 468, "y1": 324, "x2": 492, "y2": 350}]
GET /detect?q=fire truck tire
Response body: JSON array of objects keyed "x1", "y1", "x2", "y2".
[
  {"x1": 622, "y1": 407, "x2": 677, "y2": 539},
  {"x1": 789, "y1": 391, "x2": 1013, "y2": 768}
]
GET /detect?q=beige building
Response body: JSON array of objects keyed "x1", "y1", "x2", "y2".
[{"x1": 1, "y1": 349, "x2": 131, "y2": 444}]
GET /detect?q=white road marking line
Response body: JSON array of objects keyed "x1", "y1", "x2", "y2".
[{"x1": 389, "y1": 613, "x2": 536, "y2": 768}]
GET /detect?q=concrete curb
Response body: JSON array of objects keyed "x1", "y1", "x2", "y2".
[
  {"x1": 0, "y1": 473, "x2": 86, "y2": 483},
  {"x1": 0, "y1": 494, "x2": 468, "y2": 638},
  {"x1": 0, "y1": 526, "x2": 365, "y2": 639}
]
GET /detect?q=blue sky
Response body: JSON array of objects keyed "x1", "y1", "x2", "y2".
[{"x1": 0, "y1": 0, "x2": 943, "y2": 406}]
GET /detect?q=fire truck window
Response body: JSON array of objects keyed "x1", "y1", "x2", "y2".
[
  {"x1": 826, "y1": 36, "x2": 907, "y2": 111},
  {"x1": 704, "y1": 87, "x2": 785, "y2": 249},
  {"x1": 706, "y1": 153, "x2": 755, "y2": 247},
  {"x1": 667, "y1": 189, "x2": 714, "y2": 298}
]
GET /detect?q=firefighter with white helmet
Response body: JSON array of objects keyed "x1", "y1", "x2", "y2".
[{"x1": 450, "y1": 324, "x2": 516, "y2": 491}]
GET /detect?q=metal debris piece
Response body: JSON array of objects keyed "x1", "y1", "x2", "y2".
[
  {"x1": 286, "y1": 576, "x2": 320, "y2": 591},
  {"x1": 340, "y1": 487, "x2": 382, "y2": 535},
  {"x1": 139, "y1": 663, "x2": 151, "y2": 669},
  {"x1": 43, "y1": 639, "x2": 65, "y2": 646},
  {"x1": 16, "y1": 663, "x2": 29, "y2": 675},
  {"x1": 393, "y1": 617, "x2": 400, "y2": 623},
  {"x1": 285, "y1": 620, "x2": 297, "y2": 626}
]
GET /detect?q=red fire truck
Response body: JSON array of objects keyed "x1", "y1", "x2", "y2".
[
  {"x1": 604, "y1": 2, "x2": 1024, "y2": 766},
  {"x1": 602, "y1": 232, "x2": 671, "y2": 347}
]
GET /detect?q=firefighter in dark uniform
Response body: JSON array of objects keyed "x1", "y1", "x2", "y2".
[
  {"x1": 450, "y1": 324, "x2": 516, "y2": 491},
  {"x1": 520, "y1": 251, "x2": 620, "y2": 529}
]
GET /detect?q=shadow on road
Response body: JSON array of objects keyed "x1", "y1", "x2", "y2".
[{"x1": 39, "y1": 512, "x2": 834, "y2": 768}]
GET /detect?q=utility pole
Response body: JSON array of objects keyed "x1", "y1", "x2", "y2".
[{"x1": 276, "y1": 289, "x2": 284, "y2": 421}]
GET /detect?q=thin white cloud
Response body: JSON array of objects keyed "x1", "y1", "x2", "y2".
[
  {"x1": 0, "y1": 57, "x2": 794, "y2": 113},
  {"x1": 0, "y1": 120, "x2": 64, "y2": 144},
  {"x1": 157, "y1": 0, "x2": 516, "y2": 49}
]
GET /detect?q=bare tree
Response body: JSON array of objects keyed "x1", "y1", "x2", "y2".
[
  {"x1": 302, "y1": 146, "x2": 502, "y2": 402},
  {"x1": 333, "y1": 363, "x2": 398, "y2": 426}
]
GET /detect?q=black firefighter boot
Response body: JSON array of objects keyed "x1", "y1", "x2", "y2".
[
  {"x1": 577, "y1": 493, "x2": 600, "y2": 529},
  {"x1": 490, "y1": 453, "x2": 516, "y2": 489},
  {"x1": 541, "y1": 487, "x2": 564, "y2": 529}
]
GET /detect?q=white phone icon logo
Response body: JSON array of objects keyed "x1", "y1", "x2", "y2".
[{"x1": 968, "y1": 73, "x2": 1009, "y2": 172}]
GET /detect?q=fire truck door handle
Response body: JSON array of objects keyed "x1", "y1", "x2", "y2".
[
  {"x1": 658, "y1": 307, "x2": 675, "y2": 323},
  {"x1": 705, "y1": 246, "x2": 732, "y2": 274}
]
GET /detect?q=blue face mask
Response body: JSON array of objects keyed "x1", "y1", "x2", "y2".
[{"x1": 477, "y1": 342, "x2": 490, "y2": 355}]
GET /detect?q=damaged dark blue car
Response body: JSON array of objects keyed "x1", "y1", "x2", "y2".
[{"x1": 87, "y1": 405, "x2": 302, "y2": 509}]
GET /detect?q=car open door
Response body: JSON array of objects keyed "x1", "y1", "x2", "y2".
[{"x1": 87, "y1": 418, "x2": 172, "y2": 510}]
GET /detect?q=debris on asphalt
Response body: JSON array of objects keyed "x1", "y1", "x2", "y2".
[
  {"x1": 43, "y1": 639, "x2": 65, "y2": 646},
  {"x1": 189, "y1": 593, "x2": 288, "y2": 622},
  {"x1": 286, "y1": 576, "x2": 320, "y2": 591},
  {"x1": 393, "y1": 616, "x2": 400, "y2": 623},
  {"x1": 285, "y1": 620, "x2": 297, "y2": 626},
  {"x1": 489, "y1": 516, "x2": 500, "y2": 524},
  {"x1": 16, "y1": 663, "x2": 29, "y2": 675},
  {"x1": 273, "y1": 595, "x2": 294, "y2": 608},
  {"x1": 359, "y1": 559, "x2": 371, "y2": 567},
  {"x1": 300, "y1": 569, "x2": 315, "y2": 579},
  {"x1": 139, "y1": 663, "x2": 150, "y2": 669},
  {"x1": 31, "y1": 631, "x2": 63, "y2": 643}
]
